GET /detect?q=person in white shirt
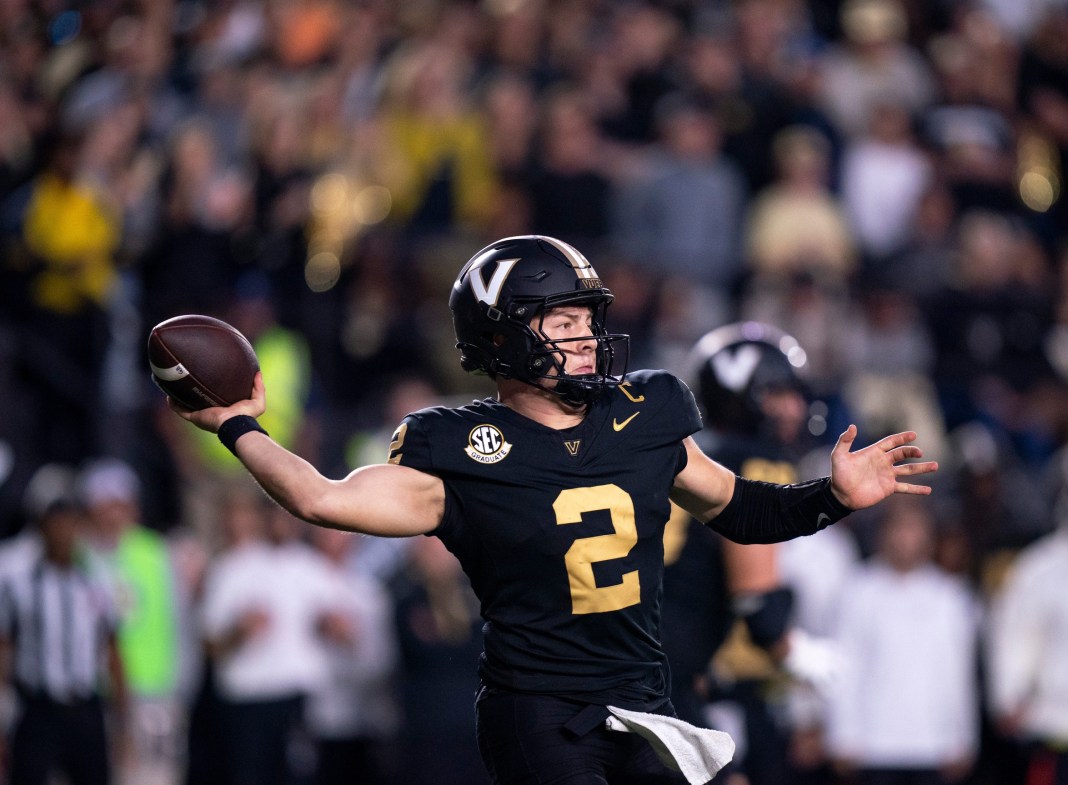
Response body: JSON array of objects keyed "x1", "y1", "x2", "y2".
[
  {"x1": 840, "y1": 100, "x2": 932, "y2": 261},
  {"x1": 827, "y1": 495, "x2": 980, "y2": 785},
  {"x1": 198, "y1": 486, "x2": 337, "y2": 785},
  {"x1": 305, "y1": 527, "x2": 399, "y2": 785},
  {"x1": 986, "y1": 500, "x2": 1068, "y2": 785}
]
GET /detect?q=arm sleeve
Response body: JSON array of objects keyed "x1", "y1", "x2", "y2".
[{"x1": 705, "y1": 476, "x2": 852, "y2": 544}]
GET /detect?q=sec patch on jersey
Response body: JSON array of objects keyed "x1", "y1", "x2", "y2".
[
  {"x1": 147, "y1": 314, "x2": 259, "y2": 411},
  {"x1": 465, "y1": 424, "x2": 513, "y2": 464}
]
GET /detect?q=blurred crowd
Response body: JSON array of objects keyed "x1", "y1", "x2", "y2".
[{"x1": 1, "y1": 0, "x2": 1068, "y2": 783}]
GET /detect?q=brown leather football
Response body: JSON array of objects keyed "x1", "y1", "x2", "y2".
[{"x1": 147, "y1": 314, "x2": 259, "y2": 411}]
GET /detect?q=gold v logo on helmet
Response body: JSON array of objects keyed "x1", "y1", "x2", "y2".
[{"x1": 470, "y1": 259, "x2": 520, "y2": 306}]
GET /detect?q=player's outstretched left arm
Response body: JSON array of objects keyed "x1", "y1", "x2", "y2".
[
  {"x1": 671, "y1": 426, "x2": 938, "y2": 544},
  {"x1": 827, "y1": 424, "x2": 938, "y2": 510}
]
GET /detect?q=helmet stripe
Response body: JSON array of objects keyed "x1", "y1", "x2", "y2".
[{"x1": 541, "y1": 236, "x2": 599, "y2": 279}]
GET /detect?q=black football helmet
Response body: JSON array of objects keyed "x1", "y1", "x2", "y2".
[
  {"x1": 450, "y1": 235, "x2": 629, "y2": 406},
  {"x1": 689, "y1": 321, "x2": 809, "y2": 434}
]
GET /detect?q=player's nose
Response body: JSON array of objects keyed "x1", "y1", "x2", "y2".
[{"x1": 575, "y1": 332, "x2": 596, "y2": 352}]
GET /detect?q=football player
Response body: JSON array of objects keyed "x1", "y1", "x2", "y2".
[
  {"x1": 168, "y1": 235, "x2": 937, "y2": 785},
  {"x1": 662, "y1": 322, "x2": 855, "y2": 785}
]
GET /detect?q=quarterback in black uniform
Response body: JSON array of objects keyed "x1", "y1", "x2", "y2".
[{"x1": 169, "y1": 235, "x2": 938, "y2": 785}]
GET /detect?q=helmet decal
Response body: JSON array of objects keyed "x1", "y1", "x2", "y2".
[
  {"x1": 711, "y1": 344, "x2": 765, "y2": 393},
  {"x1": 469, "y1": 258, "x2": 520, "y2": 306}
]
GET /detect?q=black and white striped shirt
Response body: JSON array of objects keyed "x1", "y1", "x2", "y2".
[{"x1": 0, "y1": 555, "x2": 119, "y2": 702}]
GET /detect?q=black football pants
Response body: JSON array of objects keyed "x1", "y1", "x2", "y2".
[{"x1": 475, "y1": 688, "x2": 690, "y2": 785}]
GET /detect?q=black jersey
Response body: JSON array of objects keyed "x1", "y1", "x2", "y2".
[
  {"x1": 389, "y1": 369, "x2": 702, "y2": 710},
  {"x1": 694, "y1": 430, "x2": 802, "y2": 485}
]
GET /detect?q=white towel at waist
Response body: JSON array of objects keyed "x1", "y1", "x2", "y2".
[{"x1": 605, "y1": 705, "x2": 735, "y2": 784}]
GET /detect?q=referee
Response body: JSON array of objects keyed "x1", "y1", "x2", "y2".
[{"x1": 0, "y1": 487, "x2": 129, "y2": 785}]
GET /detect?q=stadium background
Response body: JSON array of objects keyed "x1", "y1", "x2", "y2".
[{"x1": 0, "y1": 0, "x2": 1066, "y2": 783}]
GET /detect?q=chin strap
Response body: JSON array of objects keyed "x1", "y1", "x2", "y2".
[
  {"x1": 553, "y1": 375, "x2": 604, "y2": 406},
  {"x1": 520, "y1": 374, "x2": 599, "y2": 407}
]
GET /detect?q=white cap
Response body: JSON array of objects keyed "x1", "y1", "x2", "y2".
[
  {"x1": 23, "y1": 463, "x2": 80, "y2": 520},
  {"x1": 79, "y1": 458, "x2": 141, "y2": 507}
]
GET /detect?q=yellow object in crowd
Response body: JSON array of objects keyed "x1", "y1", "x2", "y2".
[
  {"x1": 379, "y1": 110, "x2": 498, "y2": 228},
  {"x1": 22, "y1": 173, "x2": 120, "y2": 314}
]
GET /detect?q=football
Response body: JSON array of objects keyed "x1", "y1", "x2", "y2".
[{"x1": 147, "y1": 314, "x2": 259, "y2": 411}]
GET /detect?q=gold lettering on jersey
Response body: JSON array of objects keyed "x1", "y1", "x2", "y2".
[
  {"x1": 619, "y1": 382, "x2": 645, "y2": 403},
  {"x1": 464, "y1": 424, "x2": 513, "y2": 464},
  {"x1": 740, "y1": 457, "x2": 797, "y2": 485},
  {"x1": 564, "y1": 440, "x2": 581, "y2": 456},
  {"x1": 387, "y1": 423, "x2": 407, "y2": 465}
]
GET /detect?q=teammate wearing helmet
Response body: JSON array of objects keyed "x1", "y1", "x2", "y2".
[
  {"x1": 167, "y1": 236, "x2": 937, "y2": 785},
  {"x1": 662, "y1": 322, "x2": 850, "y2": 785}
]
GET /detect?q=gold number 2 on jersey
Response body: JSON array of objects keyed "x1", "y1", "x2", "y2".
[
  {"x1": 554, "y1": 484, "x2": 640, "y2": 614},
  {"x1": 387, "y1": 423, "x2": 407, "y2": 465}
]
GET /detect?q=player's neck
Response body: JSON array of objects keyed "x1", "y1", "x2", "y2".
[{"x1": 497, "y1": 378, "x2": 587, "y2": 429}]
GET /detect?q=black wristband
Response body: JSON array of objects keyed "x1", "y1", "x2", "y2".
[
  {"x1": 707, "y1": 476, "x2": 852, "y2": 544},
  {"x1": 217, "y1": 415, "x2": 268, "y2": 456}
]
